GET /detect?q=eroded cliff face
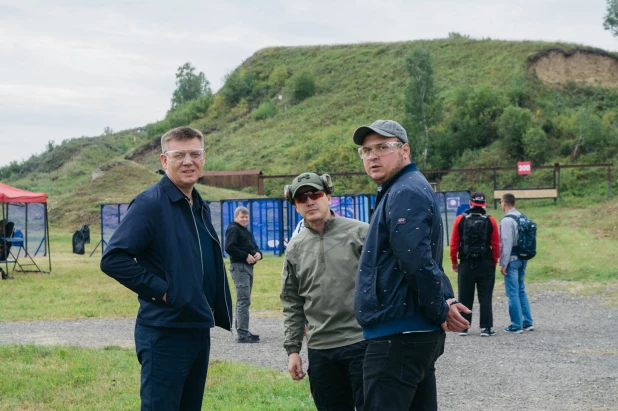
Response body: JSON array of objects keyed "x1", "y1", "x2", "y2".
[{"x1": 529, "y1": 49, "x2": 618, "y2": 89}]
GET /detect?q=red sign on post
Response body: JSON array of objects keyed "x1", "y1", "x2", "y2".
[{"x1": 518, "y1": 161, "x2": 531, "y2": 175}]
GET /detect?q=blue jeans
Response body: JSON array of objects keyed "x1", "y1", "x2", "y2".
[{"x1": 504, "y1": 259, "x2": 533, "y2": 329}]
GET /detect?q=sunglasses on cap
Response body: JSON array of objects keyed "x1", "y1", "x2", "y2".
[{"x1": 294, "y1": 190, "x2": 325, "y2": 204}]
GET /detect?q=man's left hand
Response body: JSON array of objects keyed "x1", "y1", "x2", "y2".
[
  {"x1": 441, "y1": 299, "x2": 471, "y2": 332},
  {"x1": 254, "y1": 252, "x2": 262, "y2": 261}
]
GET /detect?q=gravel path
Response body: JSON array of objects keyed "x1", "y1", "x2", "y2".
[{"x1": 1, "y1": 288, "x2": 617, "y2": 410}]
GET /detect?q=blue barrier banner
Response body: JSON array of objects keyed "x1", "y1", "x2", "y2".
[
  {"x1": 101, "y1": 204, "x2": 129, "y2": 253},
  {"x1": 7, "y1": 202, "x2": 47, "y2": 256},
  {"x1": 221, "y1": 199, "x2": 285, "y2": 257},
  {"x1": 99, "y1": 190, "x2": 469, "y2": 257},
  {"x1": 435, "y1": 191, "x2": 470, "y2": 246}
]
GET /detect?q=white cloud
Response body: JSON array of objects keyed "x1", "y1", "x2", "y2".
[{"x1": 0, "y1": 0, "x2": 616, "y2": 166}]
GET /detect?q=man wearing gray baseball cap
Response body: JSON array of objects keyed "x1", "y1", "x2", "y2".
[{"x1": 353, "y1": 119, "x2": 471, "y2": 410}]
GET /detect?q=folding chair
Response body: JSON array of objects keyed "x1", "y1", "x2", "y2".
[{"x1": 10, "y1": 229, "x2": 42, "y2": 273}]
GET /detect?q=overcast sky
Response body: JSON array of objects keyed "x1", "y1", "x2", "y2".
[{"x1": 0, "y1": 0, "x2": 615, "y2": 167}]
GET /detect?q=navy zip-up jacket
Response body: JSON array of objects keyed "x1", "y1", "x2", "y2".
[
  {"x1": 355, "y1": 163, "x2": 454, "y2": 339},
  {"x1": 100, "y1": 175, "x2": 233, "y2": 330}
]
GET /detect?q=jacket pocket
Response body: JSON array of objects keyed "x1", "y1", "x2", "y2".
[{"x1": 355, "y1": 266, "x2": 380, "y2": 325}]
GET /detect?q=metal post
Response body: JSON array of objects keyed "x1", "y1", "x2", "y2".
[
  {"x1": 493, "y1": 169, "x2": 498, "y2": 209},
  {"x1": 101, "y1": 205, "x2": 105, "y2": 255},
  {"x1": 25, "y1": 203, "x2": 29, "y2": 253},
  {"x1": 220, "y1": 201, "x2": 225, "y2": 255},
  {"x1": 555, "y1": 163, "x2": 561, "y2": 196},
  {"x1": 278, "y1": 199, "x2": 285, "y2": 256},
  {"x1": 607, "y1": 165, "x2": 612, "y2": 199},
  {"x1": 443, "y1": 194, "x2": 450, "y2": 247},
  {"x1": 45, "y1": 203, "x2": 51, "y2": 273}
]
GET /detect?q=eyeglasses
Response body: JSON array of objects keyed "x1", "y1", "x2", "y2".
[
  {"x1": 164, "y1": 149, "x2": 205, "y2": 162},
  {"x1": 358, "y1": 142, "x2": 403, "y2": 159},
  {"x1": 294, "y1": 190, "x2": 325, "y2": 204}
]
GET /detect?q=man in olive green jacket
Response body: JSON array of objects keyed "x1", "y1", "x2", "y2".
[{"x1": 281, "y1": 172, "x2": 369, "y2": 411}]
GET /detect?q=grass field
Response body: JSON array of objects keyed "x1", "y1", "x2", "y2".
[
  {"x1": 0, "y1": 345, "x2": 313, "y2": 410},
  {"x1": 1, "y1": 200, "x2": 617, "y2": 409},
  {"x1": 1, "y1": 201, "x2": 617, "y2": 322}
]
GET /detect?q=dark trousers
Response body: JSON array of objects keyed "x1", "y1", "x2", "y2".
[
  {"x1": 458, "y1": 258, "x2": 496, "y2": 329},
  {"x1": 135, "y1": 324, "x2": 211, "y2": 411},
  {"x1": 363, "y1": 331, "x2": 445, "y2": 411},
  {"x1": 307, "y1": 340, "x2": 368, "y2": 411}
]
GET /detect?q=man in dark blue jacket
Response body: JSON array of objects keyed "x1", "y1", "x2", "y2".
[
  {"x1": 353, "y1": 120, "x2": 471, "y2": 411},
  {"x1": 100, "y1": 126, "x2": 233, "y2": 411}
]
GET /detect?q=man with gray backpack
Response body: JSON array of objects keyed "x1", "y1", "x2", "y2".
[
  {"x1": 450, "y1": 192, "x2": 500, "y2": 337},
  {"x1": 500, "y1": 193, "x2": 536, "y2": 333}
]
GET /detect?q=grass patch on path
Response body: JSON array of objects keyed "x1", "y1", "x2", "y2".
[{"x1": 0, "y1": 345, "x2": 313, "y2": 410}]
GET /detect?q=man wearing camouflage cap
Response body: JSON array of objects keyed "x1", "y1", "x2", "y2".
[{"x1": 280, "y1": 172, "x2": 369, "y2": 411}]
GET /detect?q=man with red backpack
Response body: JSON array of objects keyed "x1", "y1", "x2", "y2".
[{"x1": 450, "y1": 192, "x2": 500, "y2": 337}]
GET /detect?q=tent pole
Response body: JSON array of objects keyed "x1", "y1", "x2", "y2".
[
  {"x1": 25, "y1": 203, "x2": 29, "y2": 254},
  {"x1": 2, "y1": 203, "x2": 7, "y2": 276},
  {"x1": 46, "y1": 203, "x2": 51, "y2": 273}
]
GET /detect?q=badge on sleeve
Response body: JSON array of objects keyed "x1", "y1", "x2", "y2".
[{"x1": 397, "y1": 217, "x2": 406, "y2": 225}]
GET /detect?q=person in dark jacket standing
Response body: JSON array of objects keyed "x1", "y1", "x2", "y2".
[
  {"x1": 449, "y1": 192, "x2": 500, "y2": 337},
  {"x1": 353, "y1": 119, "x2": 471, "y2": 411},
  {"x1": 100, "y1": 127, "x2": 233, "y2": 411},
  {"x1": 225, "y1": 206, "x2": 262, "y2": 343}
]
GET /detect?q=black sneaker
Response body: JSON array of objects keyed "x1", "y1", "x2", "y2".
[
  {"x1": 458, "y1": 329, "x2": 468, "y2": 336},
  {"x1": 249, "y1": 332, "x2": 260, "y2": 339},
  {"x1": 480, "y1": 328, "x2": 496, "y2": 337},
  {"x1": 523, "y1": 324, "x2": 535, "y2": 331},
  {"x1": 504, "y1": 325, "x2": 523, "y2": 334},
  {"x1": 237, "y1": 336, "x2": 259, "y2": 344}
]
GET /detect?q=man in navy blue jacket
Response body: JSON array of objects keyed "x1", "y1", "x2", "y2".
[
  {"x1": 353, "y1": 120, "x2": 471, "y2": 411},
  {"x1": 100, "y1": 126, "x2": 233, "y2": 411}
]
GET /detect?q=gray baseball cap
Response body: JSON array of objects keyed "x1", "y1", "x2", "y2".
[{"x1": 352, "y1": 119, "x2": 408, "y2": 145}]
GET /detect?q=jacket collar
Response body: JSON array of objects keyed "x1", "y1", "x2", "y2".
[
  {"x1": 159, "y1": 174, "x2": 204, "y2": 206},
  {"x1": 465, "y1": 206, "x2": 487, "y2": 215},
  {"x1": 303, "y1": 210, "x2": 338, "y2": 234},
  {"x1": 230, "y1": 221, "x2": 249, "y2": 230},
  {"x1": 376, "y1": 162, "x2": 418, "y2": 206}
]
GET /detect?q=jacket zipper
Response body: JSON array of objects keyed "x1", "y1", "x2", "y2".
[
  {"x1": 186, "y1": 198, "x2": 215, "y2": 322},
  {"x1": 199, "y1": 205, "x2": 233, "y2": 328}
]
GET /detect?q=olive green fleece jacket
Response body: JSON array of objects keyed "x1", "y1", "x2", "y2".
[{"x1": 280, "y1": 212, "x2": 368, "y2": 355}]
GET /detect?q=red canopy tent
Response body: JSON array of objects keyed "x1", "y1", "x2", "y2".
[
  {"x1": 0, "y1": 182, "x2": 47, "y2": 203},
  {"x1": 0, "y1": 182, "x2": 51, "y2": 275}
]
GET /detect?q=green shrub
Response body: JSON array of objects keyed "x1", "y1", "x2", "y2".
[
  {"x1": 559, "y1": 140, "x2": 574, "y2": 157},
  {"x1": 145, "y1": 120, "x2": 172, "y2": 138},
  {"x1": 497, "y1": 106, "x2": 532, "y2": 158},
  {"x1": 164, "y1": 95, "x2": 213, "y2": 128},
  {"x1": 269, "y1": 65, "x2": 288, "y2": 89},
  {"x1": 252, "y1": 101, "x2": 278, "y2": 121},
  {"x1": 221, "y1": 69, "x2": 255, "y2": 106},
  {"x1": 287, "y1": 70, "x2": 317, "y2": 102},
  {"x1": 522, "y1": 126, "x2": 549, "y2": 164}
]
